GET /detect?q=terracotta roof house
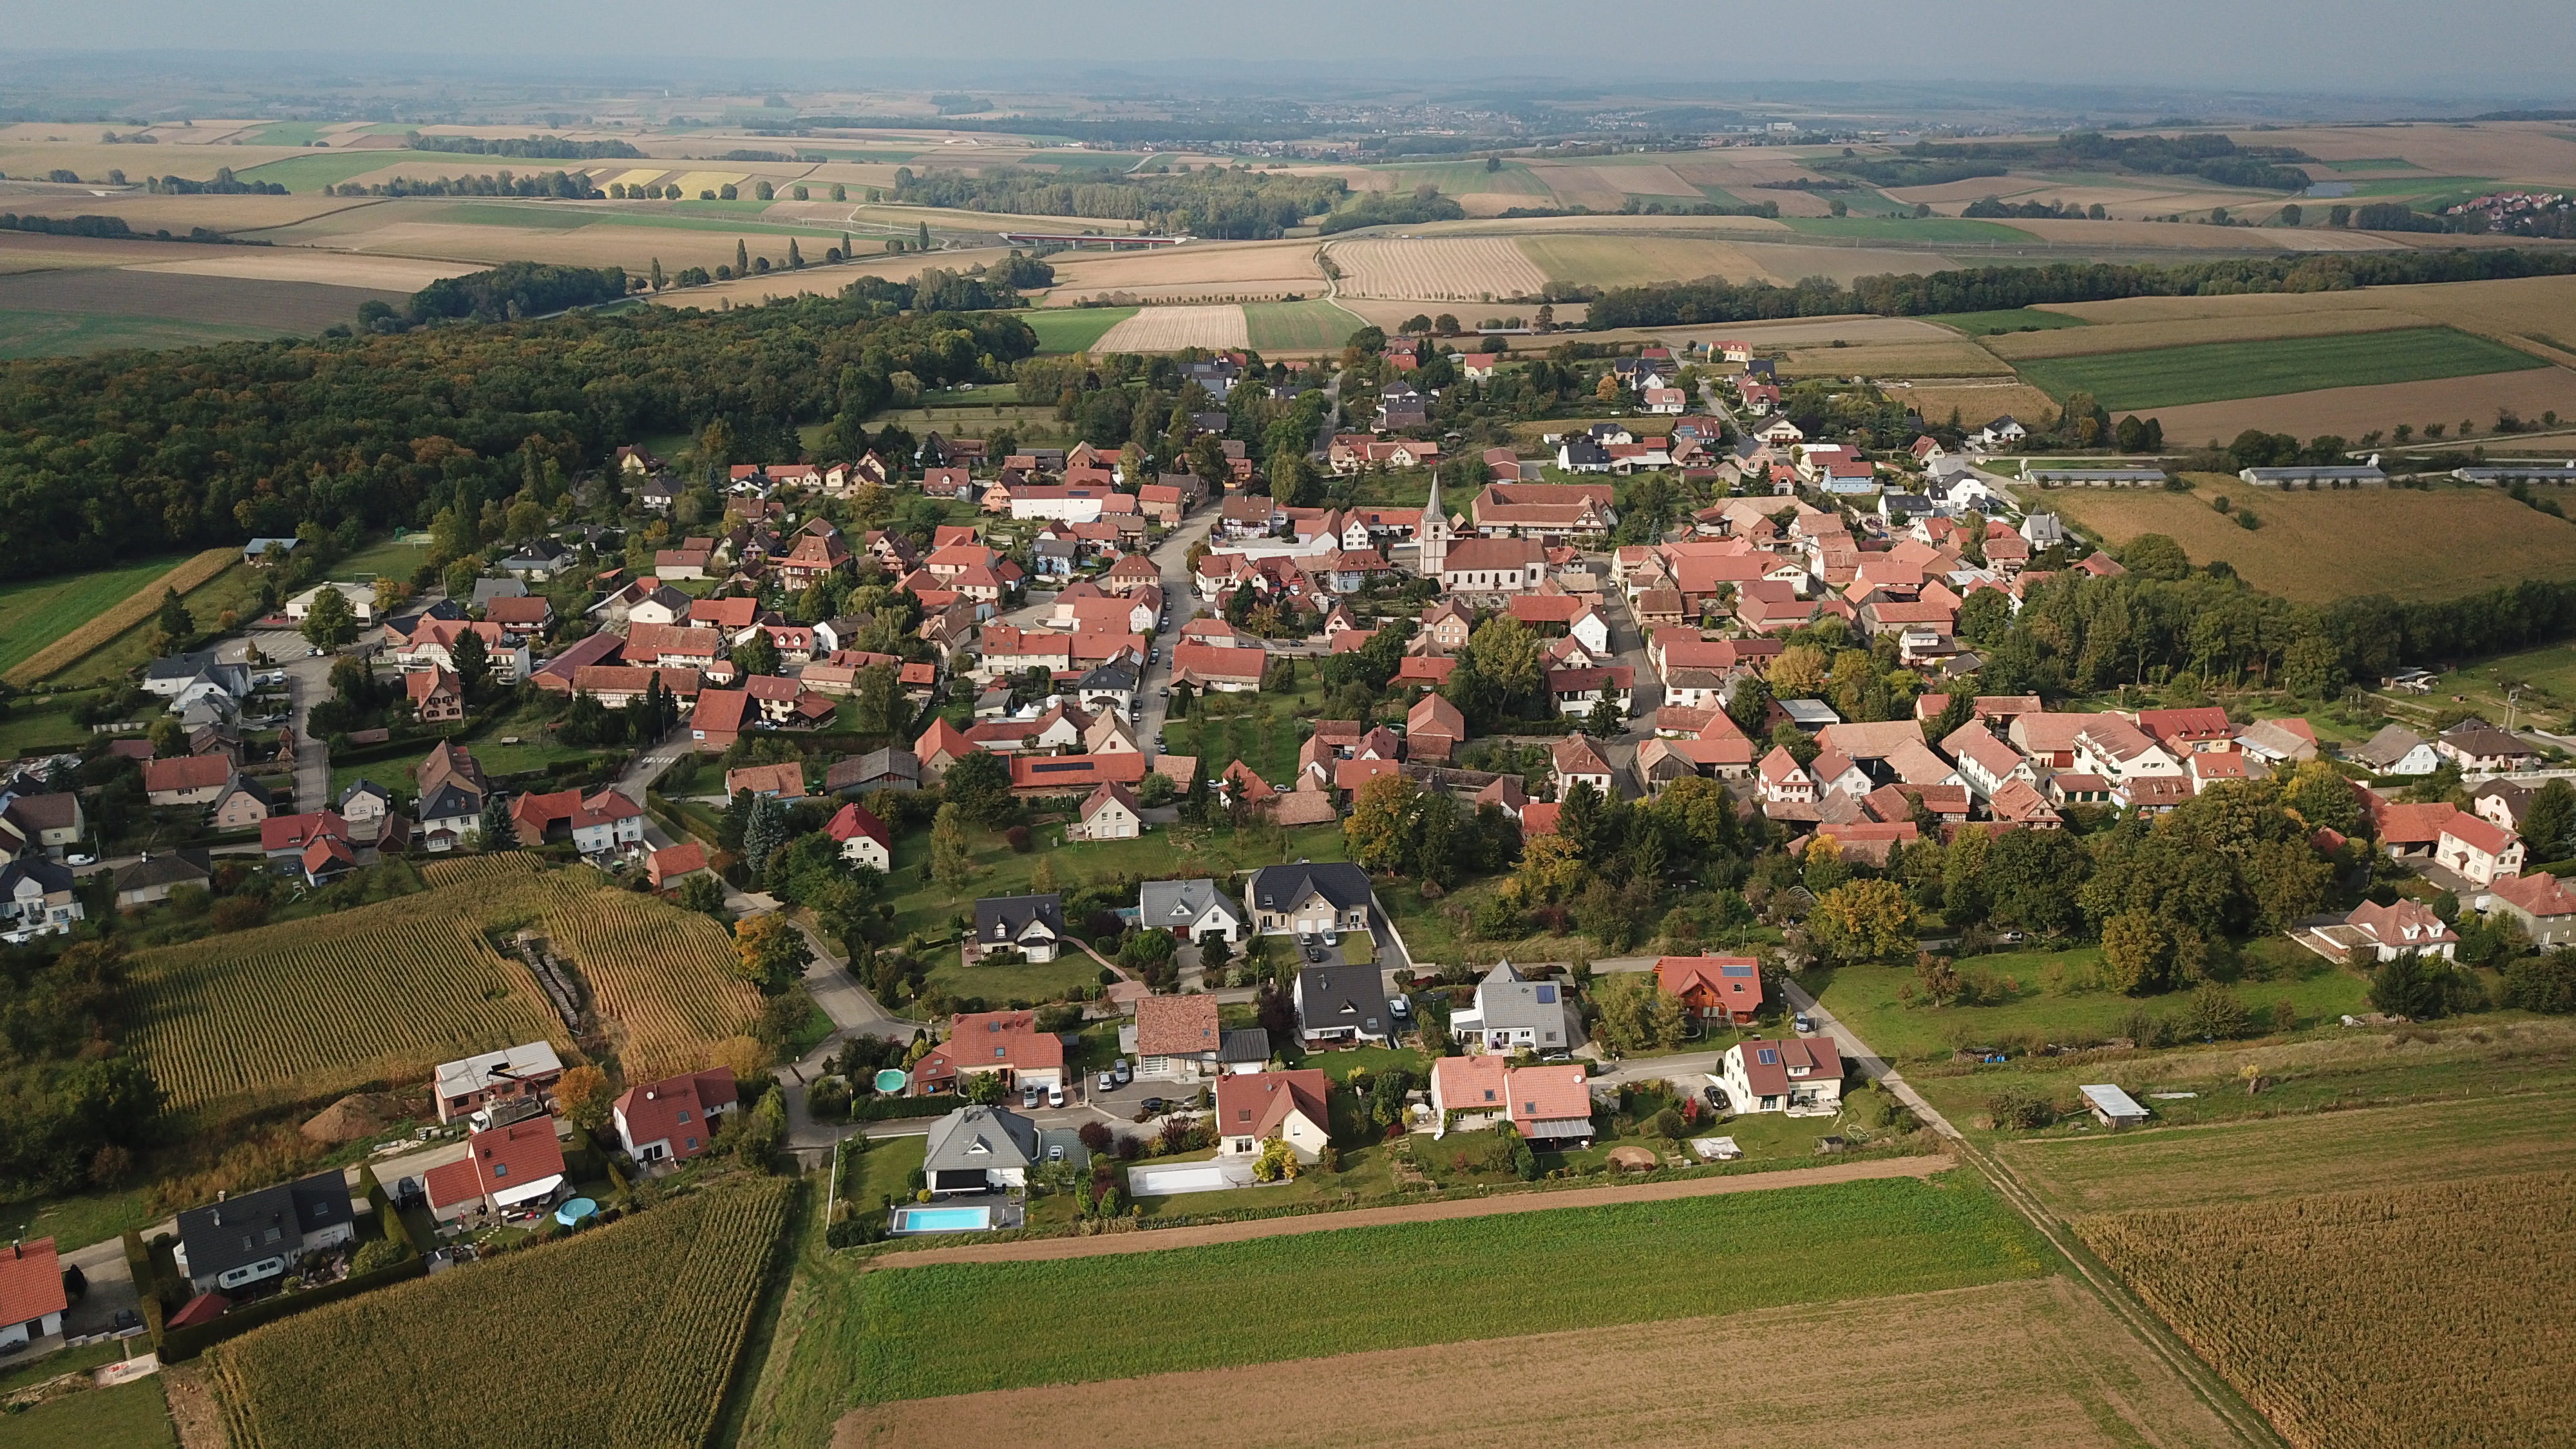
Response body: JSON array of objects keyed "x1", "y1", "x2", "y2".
[
  {"x1": 724, "y1": 761, "x2": 807, "y2": 799},
  {"x1": 612, "y1": 1067, "x2": 739, "y2": 1165},
  {"x1": 648, "y1": 841, "x2": 712, "y2": 888},
  {"x1": 1123, "y1": 994, "x2": 1225, "y2": 1081},
  {"x1": 0, "y1": 1238, "x2": 65, "y2": 1350},
  {"x1": 1406, "y1": 692, "x2": 1467, "y2": 762},
  {"x1": 914, "y1": 1009, "x2": 1066, "y2": 1092},
  {"x1": 1656, "y1": 956, "x2": 1765, "y2": 1023},
  {"x1": 2483, "y1": 871, "x2": 2576, "y2": 947},
  {"x1": 1506, "y1": 1065, "x2": 1596, "y2": 1146},
  {"x1": 423, "y1": 1118, "x2": 567, "y2": 1222},
  {"x1": 826, "y1": 800, "x2": 893, "y2": 871},
  {"x1": 1214, "y1": 1069, "x2": 1332, "y2": 1161},
  {"x1": 2436, "y1": 811, "x2": 2525, "y2": 886},
  {"x1": 2301, "y1": 897, "x2": 2458, "y2": 963},
  {"x1": 1430, "y1": 1054, "x2": 1512, "y2": 1133},
  {"x1": 1069, "y1": 781, "x2": 1144, "y2": 842},
  {"x1": 1716, "y1": 1037, "x2": 1844, "y2": 1114}
]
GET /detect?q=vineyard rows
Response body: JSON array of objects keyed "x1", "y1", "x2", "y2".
[
  {"x1": 213, "y1": 1177, "x2": 794, "y2": 1449},
  {"x1": 2080, "y1": 1170, "x2": 2576, "y2": 1449},
  {"x1": 421, "y1": 853, "x2": 546, "y2": 887},
  {"x1": 540, "y1": 886, "x2": 763, "y2": 1079}
]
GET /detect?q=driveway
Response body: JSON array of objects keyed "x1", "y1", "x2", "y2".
[{"x1": 234, "y1": 624, "x2": 348, "y2": 813}]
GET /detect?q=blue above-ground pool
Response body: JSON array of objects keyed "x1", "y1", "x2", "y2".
[
  {"x1": 554, "y1": 1197, "x2": 597, "y2": 1229},
  {"x1": 874, "y1": 1068, "x2": 909, "y2": 1094},
  {"x1": 891, "y1": 1204, "x2": 992, "y2": 1234}
]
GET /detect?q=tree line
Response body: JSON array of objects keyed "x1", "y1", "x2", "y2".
[
  {"x1": 0, "y1": 281, "x2": 1037, "y2": 578},
  {"x1": 1587, "y1": 247, "x2": 2576, "y2": 328},
  {"x1": 402, "y1": 133, "x2": 643, "y2": 160},
  {"x1": 1828, "y1": 132, "x2": 2313, "y2": 192},
  {"x1": 891, "y1": 164, "x2": 1346, "y2": 240}
]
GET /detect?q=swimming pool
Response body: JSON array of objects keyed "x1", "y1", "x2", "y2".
[{"x1": 891, "y1": 1205, "x2": 993, "y2": 1234}]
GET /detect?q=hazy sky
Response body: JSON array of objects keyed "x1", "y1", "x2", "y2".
[{"x1": 10, "y1": 0, "x2": 2576, "y2": 95}]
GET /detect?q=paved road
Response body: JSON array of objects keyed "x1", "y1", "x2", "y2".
[
  {"x1": 233, "y1": 625, "x2": 343, "y2": 815},
  {"x1": 1135, "y1": 511, "x2": 1219, "y2": 755}
]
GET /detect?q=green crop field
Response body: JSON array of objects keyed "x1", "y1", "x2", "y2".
[
  {"x1": 242, "y1": 122, "x2": 333, "y2": 147},
  {"x1": 2322, "y1": 157, "x2": 2425, "y2": 173},
  {"x1": 209, "y1": 1178, "x2": 793, "y2": 1449},
  {"x1": 1244, "y1": 298, "x2": 1363, "y2": 350},
  {"x1": 1780, "y1": 216, "x2": 2038, "y2": 243},
  {"x1": 232, "y1": 150, "x2": 460, "y2": 191},
  {"x1": 1926, "y1": 308, "x2": 2096, "y2": 337},
  {"x1": 0, "y1": 310, "x2": 290, "y2": 359},
  {"x1": 813, "y1": 1174, "x2": 2047, "y2": 1410},
  {"x1": 1365, "y1": 160, "x2": 1549, "y2": 196},
  {"x1": 0, "y1": 554, "x2": 188, "y2": 675},
  {"x1": 2338, "y1": 175, "x2": 2495, "y2": 198},
  {"x1": 2013, "y1": 326, "x2": 2549, "y2": 408},
  {"x1": 1023, "y1": 306, "x2": 1135, "y2": 354}
]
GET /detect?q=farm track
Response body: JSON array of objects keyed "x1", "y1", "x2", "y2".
[{"x1": 863, "y1": 1155, "x2": 1951, "y2": 1270}]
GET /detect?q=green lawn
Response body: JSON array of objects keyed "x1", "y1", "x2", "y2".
[
  {"x1": 232, "y1": 149, "x2": 459, "y2": 191},
  {"x1": 1812, "y1": 946, "x2": 2372, "y2": 1065},
  {"x1": 843, "y1": 1173, "x2": 2046, "y2": 1403},
  {"x1": 0, "y1": 1376, "x2": 175, "y2": 1449},
  {"x1": 1780, "y1": 216, "x2": 2038, "y2": 243},
  {"x1": 332, "y1": 533, "x2": 433, "y2": 582},
  {"x1": 1245, "y1": 299, "x2": 1364, "y2": 351},
  {"x1": 1023, "y1": 307, "x2": 1135, "y2": 354},
  {"x1": 1164, "y1": 682, "x2": 1326, "y2": 786},
  {"x1": 1924, "y1": 308, "x2": 2094, "y2": 338},
  {"x1": 0, "y1": 311, "x2": 292, "y2": 359},
  {"x1": 2014, "y1": 326, "x2": 2550, "y2": 410},
  {"x1": 0, "y1": 556, "x2": 187, "y2": 676}
]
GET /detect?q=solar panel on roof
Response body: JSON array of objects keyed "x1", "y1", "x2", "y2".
[
  {"x1": 1720, "y1": 965, "x2": 1754, "y2": 977},
  {"x1": 1534, "y1": 984, "x2": 1557, "y2": 1003},
  {"x1": 1757, "y1": 1048, "x2": 1778, "y2": 1065}
]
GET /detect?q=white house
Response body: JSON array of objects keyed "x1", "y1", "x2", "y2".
[
  {"x1": 611, "y1": 1067, "x2": 740, "y2": 1164},
  {"x1": 1713, "y1": 1037, "x2": 1844, "y2": 1115},
  {"x1": 826, "y1": 801, "x2": 893, "y2": 872},
  {"x1": 0, "y1": 1238, "x2": 65, "y2": 1349},
  {"x1": 1215, "y1": 1070, "x2": 1332, "y2": 1162},
  {"x1": 284, "y1": 581, "x2": 377, "y2": 625},
  {"x1": 1138, "y1": 878, "x2": 1246, "y2": 943}
]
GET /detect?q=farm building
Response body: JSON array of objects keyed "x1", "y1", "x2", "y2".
[{"x1": 2079, "y1": 1083, "x2": 2151, "y2": 1130}]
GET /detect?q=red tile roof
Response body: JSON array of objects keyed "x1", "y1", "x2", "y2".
[
  {"x1": 424, "y1": 1119, "x2": 567, "y2": 1211},
  {"x1": 649, "y1": 841, "x2": 708, "y2": 884},
  {"x1": 0, "y1": 1237, "x2": 65, "y2": 1329},
  {"x1": 145, "y1": 754, "x2": 234, "y2": 793},
  {"x1": 1506, "y1": 1065, "x2": 1591, "y2": 1129},
  {"x1": 826, "y1": 801, "x2": 891, "y2": 852},
  {"x1": 1656, "y1": 956, "x2": 1765, "y2": 1016},
  {"x1": 1009, "y1": 752, "x2": 1148, "y2": 791},
  {"x1": 1133, "y1": 994, "x2": 1222, "y2": 1057},
  {"x1": 261, "y1": 811, "x2": 348, "y2": 853},
  {"x1": 612, "y1": 1068, "x2": 739, "y2": 1160},
  {"x1": 1216, "y1": 1068, "x2": 1329, "y2": 1138}
]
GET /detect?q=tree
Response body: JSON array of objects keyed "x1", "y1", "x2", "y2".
[
  {"x1": 1583, "y1": 692, "x2": 1624, "y2": 738},
  {"x1": 1464, "y1": 615, "x2": 1541, "y2": 715},
  {"x1": 735, "y1": 238, "x2": 750, "y2": 274},
  {"x1": 2100, "y1": 910, "x2": 2172, "y2": 994},
  {"x1": 2501, "y1": 949, "x2": 2576, "y2": 1014},
  {"x1": 941, "y1": 749, "x2": 1014, "y2": 826},
  {"x1": 155, "y1": 587, "x2": 192, "y2": 645},
  {"x1": 733, "y1": 913, "x2": 814, "y2": 994},
  {"x1": 743, "y1": 795, "x2": 789, "y2": 877},
  {"x1": 2524, "y1": 779, "x2": 2576, "y2": 864},
  {"x1": 677, "y1": 872, "x2": 728, "y2": 916},
  {"x1": 1345, "y1": 773, "x2": 1417, "y2": 872},
  {"x1": 732, "y1": 629, "x2": 780, "y2": 680},
  {"x1": 1766, "y1": 644, "x2": 1828, "y2": 699},
  {"x1": 1591, "y1": 971, "x2": 1687, "y2": 1055},
  {"x1": 480, "y1": 793, "x2": 518, "y2": 851},
  {"x1": 1808, "y1": 879, "x2": 1914, "y2": 964},
  {"x1": 554, "y1": 1065, "x2": 614, "y2": 1132},
  {"x1": 300, "y1": 584, "x2": 356, "y2": 649},
  {"x1": 450, "y1": 627, "x2": 491, "y2": 701},
  {"x1": 930, "y1": 802, "x2": 976, "y2": 888}
]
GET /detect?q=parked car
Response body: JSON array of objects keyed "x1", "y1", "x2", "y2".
[
  {"x1": 1140, "y1": 1097, "x2": 1167, "y2": 1115},
  {"x1": 1703, "y1": 1084, "x2": 1730, "y2": 1110},
  {"x1": 1097, "y1": 1070, "x2": 1116, "y2": 1092},
  {"x1": 1046, "y1": 1083, "x2": 1065, "y2": 1108},
  {"x1": 1794, "y1": 1012, "x2": 1815, "y2": 1035},
  {"x1": 112, "y1": 1308, "x2": 141, "y2": 1332},
  {"x1": 1021, "y1": 1083, "x2": 1042, "y2": 1109},
  {"x1": 1306, "y1": 946, "x2": 1325, "y2": 962},
  {"x1": 66, "y1": 853, "x2": 95, "y2": 867},
  {"x1": 1112, "y1": 1058, "x2": 1132, "y2": 1086}
]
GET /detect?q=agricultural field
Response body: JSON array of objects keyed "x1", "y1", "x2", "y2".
[
  {"x1": 0, "y1": 1377, "x2": 175, "y2": 1449},
  {"x1": 208, "y1": 1177, "x2": 793, "y2": 1449},
  {"x1": 1515, "y1": 234, "x2": 1777, "y2": 290},
  {"x1": 1895, "y1": 381, "x2": 2066, "y2": 430},
  {"x1": 0, "y1": 554, "x2": 187, "y2": 676},
  {"x1": 837, "y1": 1276, "x2": 2246, "y2": 1449},
  {"x1": 1779, "y1": 215, "x2": 2040, "y2": 244},
  {"x1": 2030, "y1": 473, "x2": 2576, "y2": 603},
  {"x1": 1778, "y1": 338, "x2": 2017, "y2": 379},
  {"x1": 1043, "y1": 236, "x2": 1324, "y2": 305},
  {"x1": 1092, "y1": 303, "x2": 1248, "y2": 351},
  {"x1": 232, "y1": 149, "x2": 471, "y2": 191},
  {"x1": 2012, "y1": 327, "x2": 2550, "y2": 410},
  {"x1": 1985, "y1": 306, "x2": 2454, "y2": 360},
  {"x1": 0, "y1": 267, "x2": 399, "y2": 338},
  {"x1": 2082, "y1": 1173, "x2": 2575, "y2": 1449},
  {"x1": 2144, "y1": 366, "x2": 2576, "y2": 444},
  {"x1": 1241, "y1": 298, "x2": 1361, "y2": 351},
  {"x1": 1925, "y1": 307, "x2": 2095, "y2": 337},
  {"x1": 1327, "y1": 236, "x2": 1549, "y2": 301},
  {"x1": 745, "y1": 1173, "x2": 2058, "y2": 1444},
  {"x1": 2040, "y1": 272, "x2": 2576, "y2": 365},
  {"x1": 1021, "y1": 305, "x2": 1134, "y2": 354},
  {"x1": 0, "y1": 310, "x2": 289, "y2": 357},
  {"x1": 8, "y1": 548, "x2": 236, "y2": 686},
  {"x1": 128, "y1": 862, "x2": 758, "y2": 1118}
]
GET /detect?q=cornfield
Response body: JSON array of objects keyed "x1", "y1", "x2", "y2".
[
  {"x1": 131, "y1": 862, "x2": 757, "y2": 1117},
  {"x1": 209, "y1": 1177, "x2": 795, "y2": 1449},
  {"x1": 2079, "y1": 1170, "x2": 2576, "y2": 1449},
  {"x1": 5, "y1": 545, "x2": 236, "y2": 685}
]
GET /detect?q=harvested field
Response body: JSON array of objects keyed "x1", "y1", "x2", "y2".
[
  {"x1": 1897, "y1": 381, "x2": 2064, "y2": 428},
  {"x1": 1781, "y1": 216, "x2": 2036, "y2": 245},
  {"x1": 841, "y1": 1173, "x2": 2049, "y2": 1404},
  {"x1": 2045, "y1": 272, "x2": 2576, "y2": 362},
  {"x1": 1727, "y1": 241, "x2": 1958, "y2": 285},
  {"x1": 3, "y1": 549, "x2": 231, "y2": 684},
  {"x1": 1045, "y1": 236, "x2": 1323, "y2": 303},
  {"x1": 2144, "y1": 366, "x2": 2576, "y2": 444},
  {"x1": 1517, "y1": 234, "x2": 1781, "y2": 289},
  {"x1": 1985, "y1": 307, "x2": 2437, "y2": 359},
  {"x1": 0, "y1": 142, "x2": 317, "y2": 184},
  {"x1": 2083, "y1": 1172, "x2": 2576, "y2": 1449},
  {"x1": 0, "y1": 267, "x2": 399, "y2": 331},
  {"x1": 1329, "y1": 236, "x2": 1548, "y2": 301},
  {"x1": 2252, "y1": 121, "x2": 2576, "y2": 184},
  {"x1": 1242, "y1": 298, "x2": 1361, "y2": 351},
  {"x1": 1779, "y1": 339, "x2": 2015, "y2": 379},
  {"x1": 2004, "y1": 1090, "x2": 2576, "y2": 1216},
  {"x1": 652, "y1": 246, "x2": 1025, "y2": 310},
  {"x1": 2030, "y1": 473, "x2": 2576, "y2": 603},
  {"x1": 1398, "y1": 214, "x2": 1789, "y2": 237},
  {"x1": 871, "y1": 1157, "x2": 1949, "y2": 1270},
  {"x1": 837, "y1": 1277, "x2": 2251, "y2": 1449},
  {"x1": 0, "y1": 230, "x2": 234, "y2": 272},
  {"x1": 126, "y1": 252, "x2": 480, "y2": 291},
  {"x1": 1093, "y1": 303, "x2": 1248, "y2": 351},
  {"x1": 1, "y1": 193, "x2": 374, "y2": 233},
  {"x1": 1023, "y1": 306, "x2": 1133, "y2": 354},
  {"x1": 2013, "y1": 327, "x2": 2548, "y2": 409}
]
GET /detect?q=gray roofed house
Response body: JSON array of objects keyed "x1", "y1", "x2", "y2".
[
  {"x1": 2351, "y1": 724, "x2": 2441, "y2": 776},
  {"x1": 1077, "y1": 662, "x2": 1140, "y2": 706},
  {"x1": 1294, "y1": 963, "x2": 1392, "y2": 1046},
  {"x1": 173, "y1": 1170, "x2": 357, "y2": 1293},
  {"x1": 827, "y1": 748, "x2": 922, "y2": 795},
  {"x1": 471, "y1": 578, "x2": 531, "y2": 607},
  {"x1": 2018, "y1": 513, "x2": 2066, "y2": 548},
  {"x1": 1218, "y1": 1028, "x2": 1271, "y2": 1070},
  {"x1": 922, "y1": 1104, "x2": 1038, "y2": 1194},
  {"x1": 2436, "y1": 717, "x2": 2541, "y2": 772},
  {"x1": 1448, "y1": 960, "x2": 1582, "y2": 1054},
  {"x1": 1244, "y1": 862, "x2": 1376, "y2": 938},
  {"x1": 112, "y1": 848, "x2": 214, "y2": 908},
  {"x1": 1138, "y1": 878, "x2": 1247, "y2": 943},
  {"x1": 972, "y1": 893, "x2": 1066, "y2": 963},
  {"x1": 2235, "y1": 719, "x2": 2318, "y2": 764}
]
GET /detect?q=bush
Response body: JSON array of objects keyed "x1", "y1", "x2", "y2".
[
  {"x1": 1645, "y1": 1107, "x2": 1685, "y2": 1140},
  {"x1": 1113, "y1": 1133, "x2": 1145, "y2": 1161},
  {"x1": 2502, "y1": 949, "x2": 2576, "y2": 1014},
  {"x1": 1077, "y1": 1120, "x2": 1113, "y2": 1152},
  {"x1": 1985, "y1": 1083, "x2": 2056, "y2": 1130},
  {"x1": 2182, "y1": 983, "x2": 2253, "y2": 1041},
  {"x1": 350, "y1": 1237, "x2": 408, "y2": 1273},
  {"x1": 1003, "y1": 825, "x2": 1032, "y2": 853}
]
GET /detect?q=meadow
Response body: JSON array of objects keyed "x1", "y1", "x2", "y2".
[
  {"x1": 0, "y1": 1377, "x2": 175, "y2": 1449},
  {"x1": 208, "y1": 1177, "x2": 794, "y2": 1449},
  {"x1": 0, "y1": 310, "x2": 289, "y2": 358},
  {"x1": 232, "y1": 149, "x2": 467, "y2": 191},
  {"x1": 1021, "y1": 305, "x2": 1134, "y2": 354},
  {"x1": 2083, "y1": 1173, "x2": 2575, "y2": 1449},
  {"x1": 1925, "y1": 307, "x2": 2096, "y2": 337},
  {"x1": 9, "y1": 548, "x2": 238, "y2": 686},
  {"x1": 1241, "y1": 298, "x2": 1361, "y2": 351},
  {"x1": 2031, "y1": 474, "x2": 2576, "y2": 603},
  {"x1": 2013, "y1": 327, "x2": 2549, "y2": 409},
  {"x1": 0, "y1": 553, "x2": 186, "y2": 675},
  {"x1": 831, "y1": 1173, "x2": 2052, "y2": 1405}
]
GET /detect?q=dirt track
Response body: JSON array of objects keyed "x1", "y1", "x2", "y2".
[{"x1": 864, "y1": 1154, "x2": 1951, "y2": 1271}]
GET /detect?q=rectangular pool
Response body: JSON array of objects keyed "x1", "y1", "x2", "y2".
[{"x1": 891, "y1": 1205, "x2": 993, "y2": 1234}]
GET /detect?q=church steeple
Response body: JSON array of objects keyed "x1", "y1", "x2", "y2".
[{"x1": 1419, "y1": 471, "x2": 1450, "y2": 578}]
